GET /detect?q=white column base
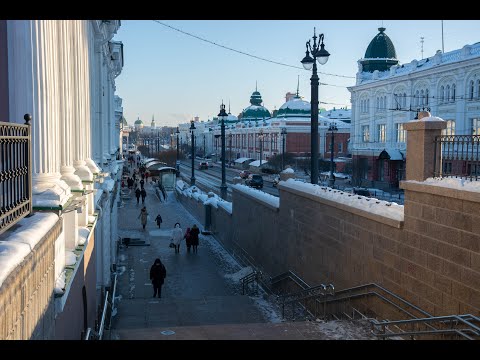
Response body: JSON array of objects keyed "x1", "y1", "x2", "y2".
[
  {"x1": 63, "y1": 210, "x2": 79, "y2": 250},
  {"x1": 32, "y1": 173, "x2": 71, "y2": 208},
  {"x1": 61, "y1": 165, "x2": 84, "y2": 191},
  {"x1": 85, "y1": 158, "x2": 102, "y2": 174},
  {"x1": 74, "y1": 160, "x2": 94, "y2": 182},
  {"x1": 78, "y1": 202, "x2": 88, "y2": 227}
]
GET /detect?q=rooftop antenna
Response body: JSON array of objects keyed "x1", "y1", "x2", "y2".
[
  {"x1": 228, "y1": 100, "x2": 231, "y2": 114},
  {"x1": 420, "y1": 37, "x2": 424, "y2": 59},
  {"x1": 255, "y1": 80, "x2": 257, "y2": 92},
  {"x1": 296, "y1": 75, "x2": 300, "y2": 97},
  {"x1": 441, "y1": 20, "x2": 444, "y2": 53}
]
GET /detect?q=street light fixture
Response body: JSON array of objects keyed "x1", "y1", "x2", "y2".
[
  {"x1": 218, "y1": 102, "x2": 228, "y2": 199},
  {"x1": 301, "y1": 27, "x2": 330, "y2": 184},
  {"x1": 176, "y1": 127, "x2": 180, "y2": 172},
  {"x1": 328, "y1": 122, "x2": 338, "y2": 187},
  {"x1": 190, "y1": 119, "x2": 196, "y2": 186},
  {"x1": 281, "y1": 127, "x2": 287, "y2": 171}
]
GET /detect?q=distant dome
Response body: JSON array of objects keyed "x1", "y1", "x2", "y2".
[
  {"x1": 241, "y1": 89, "x2": 271, "y2": 121},
  {"x1": 360, "y1": 27, "x2": 399, "y2": 73},
  {"x1": 276, "y1": 95, "x2": 310, "y2": 118},
  {"x1": 134, "y1": 117, "x2": 144, "y2": 128},
  {"x1": 226, "y1": 113, "x2": 238, "y2": 123}
]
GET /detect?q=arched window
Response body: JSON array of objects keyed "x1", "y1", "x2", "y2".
[
  {"x1": 420, "y1": 90, "x2": 425, "y2": 105},
  {"x1": 384, "y1": 96, "x2": 387, "y2": 109},
  {"x1": 425, "y1": 89, "x2": 429, "y2": 105},
  {"x1": 367, "y1": 99, "x2": 370, "y2": 112},
  {"x1": 451, "y1": 84, "x2": 456, "y2": 102},
  {"x1": 446, "y1": 85, "x2": 450, "y2": 102},
  {"x1": 442, "y1": 120, "x2": 456, "y2": 136},
  {"x1": 376, "y1": 97, "x2": 379, "y2": 110},
  {"x1": 440, "y1": 86, "x2": 445, "y2": 103},
  {"x1": 477, "y1": 79, "x2": 480, "y2": 99},
  {"x1": 403, "y1": 93, "x2": 407, "y2": 108}
]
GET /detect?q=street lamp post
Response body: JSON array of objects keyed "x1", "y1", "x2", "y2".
[
  {"x1": 281, "y1": 127, "x2": 287, "y2": 171},
  {"x1": 176, "y1": 127, "x2": 180, "y2": 172},
  {"x1": 190, "y1": 120, "x2": 196, "y2": 186},
  {"x1": 258, "y1": 129, "x2": 264, "y2": 168},
  {"x1": 328, "y1": 123, "x2": 338, "y2": 187},
  {"x1": 228, "y1": 132, "x2": 233, "y2": 167},
  {"x1": 301, "y1": 27, "x2": 330, "y2": 184},
  {"x1": 218, "y1": 102, "x2": 228, "y2": 199}
]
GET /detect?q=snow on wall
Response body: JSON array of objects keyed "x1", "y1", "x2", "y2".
[
  {"x1": 0, "y1": 212, "x2": 59, "y2": 288},
  {"x1": 231, "y1": 184, "x2": 280, "y2": 209},
  {"x1": 412, "y1": 177, "x2": 480, "y2": 193},
  {"x1": 176, "y1": 180, "x2": 233, "y2": 213},
  {"x1": 78, "y1": 227, "x2": 91, "y2": 246},
  {"x1": 282, "y1": 179, "x2": 404, "y2": 222}
]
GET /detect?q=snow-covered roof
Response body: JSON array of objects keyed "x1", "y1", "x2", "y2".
[
  {"x1": 234, "y1": 157, "x2": 254, "y2": 164},
  {"x1": 0, "y1": 212, "x2": 59, "y2": 288},
  {"x1": 282, "y1": 168, "x2": 295, "y2": 174},
  {"x1": 320, "y1": 108, "x2": 351, "y2": 120},
  {"x1": 249, "y1": 160, "x2": 268, "y2": 167}
]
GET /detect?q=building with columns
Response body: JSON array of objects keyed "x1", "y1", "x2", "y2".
[
  {"x1": 0, "y1": 20, "x2": 124, "y2": 339},
  {"x1": 348, "y1": 27, "x2": 480, "y2": 188}
]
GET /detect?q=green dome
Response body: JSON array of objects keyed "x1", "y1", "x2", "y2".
[
  {"x1": 361, "y1": 27, "x2": 399, "y2": 72},
  {"x1": 241, "y1": 105, "x2": 271, "y2": 120},
  {"x1": 134, "y1": 119, "x2": 143, "y2": 125},
  {"x1": 250, "y1": 90, "x2": 263, "y2": 106},
  {"x1": 276, "y1": 96, "x2": 310, "y2": 118}
]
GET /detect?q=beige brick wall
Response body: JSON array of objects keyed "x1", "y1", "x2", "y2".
[{"x1": 0, "y1": 218, "x2": 61, "y2": 340}]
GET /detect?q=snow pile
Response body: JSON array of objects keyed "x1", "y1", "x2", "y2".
[
  {"x1": 419, "y1": 177, "x2": 480, "y2": 193},
  {"x1": 281, "y1": 168, "x2": 295, "y2": 174},
  {"x1": 176, "y1": 179, "x2": 187, "y2": 191},
  {"x1": 54, "y1": 270, "x2": 66, "y2": 295},
  {"x1": 103, "y1": 178, "x2": 115, "y2": 192},
  {"x1": 409, "y1": 116, "x2": 445, "y2": 122},
  {"x1": 204, "y1": 196, "x2": 219, "y2": 208},
  {"x1": 232, "y1": 184, "x2": 280, "y2": 209},
  {"x1": 198, "y1": 193, "x2": 209, "y2": 202},
  {"x1": 0, "y1": 213, "x2": 59, "y2": 288},
  {"x1": 224, "y1": 266, "x2": 253, "y2": 282},
  {"x1": 78, "y1": 227, "x2": 90, "y2": 245},
  {"x1": 284, "y1": 179, "x2": 404, "y2": 222},
  {"x1": 65, "y1": 251, "x2": 77, "y2": 266},
  {"x1": 218, "y1": 201, "x2": 232, "y2": 214}
]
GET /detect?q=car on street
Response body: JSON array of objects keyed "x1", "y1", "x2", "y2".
[
  {"x1": 198, "y1": 161, "x2": 209, "y2": 170},
  {"x1": 239, "y1": 170, "x2": 251, "y2": 179},
  {"x1": 245, "y1": 174, "x2": 263, "y2": 189}
]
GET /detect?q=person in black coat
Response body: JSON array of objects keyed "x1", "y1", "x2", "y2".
[
  {"x1": 135, "y1": 187, "x2": 141, "y2": 204},
  {"x1": 150, "y1": 258, "x2": 166, "y2": 298},
  {"x1": 140, "y1": 188, "x2": 147, "y2": 204},
  {"x1": 190, "y1": 224, "x2": 200, "y2": 253}
]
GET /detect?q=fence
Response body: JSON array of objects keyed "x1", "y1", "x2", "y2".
[
  {"x1": 434, "y1": 134, "x2": 480, "y2": 180},
  {"x1": 0, "y1": 114, "x2": 32, "y2": 234}
]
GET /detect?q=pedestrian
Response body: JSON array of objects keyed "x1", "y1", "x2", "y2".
[
  {"x1": 184, "y1": 227, "x2": 191, "y2": 253},
  {"x1": 155, "y1": 214, "x2": 163, "y2": 228},
  {"x1": 150, "y1": 258, "x2": 166, "y2": 298},
  {"x1": 190, "y1": 224, "x2": 200, "y2": 253},
  {"x1": 140, "y1": 188, "x2": 147, "y2": 204},
  {"x1": 145, "y1": 171, "x2": 150, "y2": 183},
  {"x1": 140, "y1": 178, "x2": 145, "y2": 189},
  {"x1": 138, "y1": 206, "x2": 149, "y2": 230},
  {"x1": 172, "y1": 222, "x2": 183, "y2": 254},
  {"x1": 160, "y1": 183, "x2": 167, "y2": 201},
  {"x1": 135, "y1": 187, "x2": 141, "y2": 205}
]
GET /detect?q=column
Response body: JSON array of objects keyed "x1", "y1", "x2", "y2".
[{"x1": 7, "y1": 20, "x2": 70, "y2": 207}]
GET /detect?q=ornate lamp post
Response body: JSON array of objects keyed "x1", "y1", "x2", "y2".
[
  {"x1": 301, "y1": 27, "x2": 330, "y2": 184},
  {"x1": 281, "y1": 127, "x2": 287, "y2": 171},
  {"x1": 328, "y1": 122, "x2": 338, "y2": 187},
  {"x1": 190, "y1": 119, "x2": 196, "y2": 186},
  {"x1": 176, "y1": 127, "x2": 180, "y2": 172},
  {"x1": 218, "y1": 102, "x2": 228, "y2": 199}
]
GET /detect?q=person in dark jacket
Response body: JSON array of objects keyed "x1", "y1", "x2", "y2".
[
  {"x1": 190, "y1": 224, "x2": 200, "y2": 253},
  {"x1": 140, "y1": 188, "x2": 147, "y2": 204},
  {"x1": 150, "y1": 258, "x2": 166, "y2": 298},
  {"x1": 135, "y1": 187, "x2": 141, "y2": 204},
  {"x1": 184, "y1": 227, "x2": 191, "y2": 253},
  {"x1": 155, "y1": 214, "x2": 163, "y2": 228}
]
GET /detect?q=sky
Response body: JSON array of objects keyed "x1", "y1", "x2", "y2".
[{"x1": 113, "y1": 20, "x2": 480, "y2": 128}]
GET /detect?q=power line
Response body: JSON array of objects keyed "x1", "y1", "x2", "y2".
[{"x1": 152, "y1": 20, "x2": 355, "y2": 80}]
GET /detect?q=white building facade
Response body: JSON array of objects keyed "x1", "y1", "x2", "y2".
[
  {"x1": 348, "y1": 27, "x2": 480, "y2": 188},
  {"x1": 0, "y1": 20, "x2": 124, "y2": 339}
]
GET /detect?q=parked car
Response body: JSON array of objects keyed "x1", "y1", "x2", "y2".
[
  {"x1": 353, "y1": 188, "x2": 371, "y2": 197},
  {"x1": 198, "y1": 161, "x2": 209, "y2": 170},
  {"x1": 239, "y1": 170, "x2": 251, "y2": 179},
  {"x1": 245, "y1": 174, "x2": 263, "y2": 189}
]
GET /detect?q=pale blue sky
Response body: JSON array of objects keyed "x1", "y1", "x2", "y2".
[{"x1": 113, "y1": 20, "x2": 480, "y2": 127}]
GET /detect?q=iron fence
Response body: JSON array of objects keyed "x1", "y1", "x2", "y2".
[
  {"x1": 434, "y1": 135, "x2": 480, "y2": 181},
  {"x1": 0, "y1": 114, "x2": 32, "y2": 234}
]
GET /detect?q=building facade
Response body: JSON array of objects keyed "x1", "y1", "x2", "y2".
[
  {"x1": 348, "y1": 27, "x2": 480, "y2": 188},
  {"x1": 0, "y1": 20, "x2": 124, "y2": 339}
]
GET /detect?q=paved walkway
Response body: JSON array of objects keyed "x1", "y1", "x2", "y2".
[{"x1": 110, "y1": 164, "x2": 375, "y2": 340}]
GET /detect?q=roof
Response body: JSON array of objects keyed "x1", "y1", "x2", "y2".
[
  {"x1": 379, "y1": 148, "x2": 404, "y2": 161},
  {"x1": 249, "y1": 160, "x2": 268, "y2": 167},
  {"x1": 234, "y1": 157, "x2": 255, "y2": 164},
  {"x1": 276, "y1": 97, "x2": 311, "y2": 118},
  {"x1": 361, "y1": 27, "x2": 398, "y2": 72},
  {"x1": 241, "y1": 105, "x2": 271, "y2": 121}
]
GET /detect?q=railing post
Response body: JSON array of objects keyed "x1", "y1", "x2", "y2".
[
  {"x1": 24, "y1": 114, "x2": 33, "y2": 216},
  {"x1": 402, "y1": 112, "x2": 446, "y2": 182}
]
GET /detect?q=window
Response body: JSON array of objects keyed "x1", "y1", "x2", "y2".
[
  {"x1": 377, "y1": 124, "x2": 386, "y2": 143},
  {"x1": 420, "y1": 90, "x2": 425, "y2": 105},
  {"x1": 362, "y1": 125, "x2": 370, "y2": 142},
  {"x1": 396, "y1": 123, "x2": 406, "y2": 143},
  {"x1": 440, "y1": 86, "x2": 445, "y2": 103},
  {"x1": 446, "y1": 85, "x2": 450, "y2": 102},
  {"x1": 442, "y1": 120, "x2": 456, "y2": 136},
  {"x1": 415, "y1": 90, "x2": 420, "y2": 107},
  {"x1": 338, "y1": 143, "x2": 343, "y2": 153},
  {"x1": 472, "y1": 118, "x2": 480, "y2": 135},
  {"x1": 403, "y1": 93, "x2": 407, "y2": 108},
  {"x1": 451, "y1": 84, "x2": 456, "y2": 102},
  {"x1": 426, "y1": 89, "x2": 429, "y2": 105},
  {"x1": 469, "y1": 81, "x2": 474, "y2": 100},
  {"x1": 477, "y1": 80, "x2": 480, "y2": 99}
]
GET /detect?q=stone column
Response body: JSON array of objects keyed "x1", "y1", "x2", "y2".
[
  {"x1": 402, "y1": 112, "x2": 447, "y2": 182},
  {"x1": 7, "y1": 20, "x2": 70, "y2": 207}
]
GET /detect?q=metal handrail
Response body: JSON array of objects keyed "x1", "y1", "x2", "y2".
[
  {"x1": 84, "y1": 328, "x2": 92, "y2": 340},
  {"x1": 270, "y1": 270, "x2": 310, "y2": 291},
  {"x1": 240, "y1": 270, "x2": 258, "y2": 295},
  {"x1": 98, "y1": 291, "x2": 109, "y2": 340},
  {"x1": 107, "y1": 274, "x2": 118, "y2": 330}
]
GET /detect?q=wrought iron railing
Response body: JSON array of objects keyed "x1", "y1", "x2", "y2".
[
  {"x1": 434, "y1": 135, "x2": 480, "y2": 181},
  {"x1": 0, "y1": 114, "x2": 32, "y2": 234}
]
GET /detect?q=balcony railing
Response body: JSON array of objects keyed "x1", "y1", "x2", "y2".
[
  {"x1": 0, "y1": 114, "x2": 32, "y2": 234},
  {"x1": 434, "y1": 134, "x2": 480, "y2": 181}
]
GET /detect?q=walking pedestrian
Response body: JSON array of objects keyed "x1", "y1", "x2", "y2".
[
  {"x1": 155, "y1": 214, "x2": 163, "y2": 228},
  {"x1": 135, "y1": 187, "x2": 141, "y2": 205},
  {"x1": 150, "y1": 258, "x2": 166, "y2": 298},
  {"x1": 140, "y1": 179, "x2": 145, "y2": 189},
  {"x1": 172, "y1": 222, "x2": 183, "y2": 254},
  {"x1": 138, "y1": 206, "x2": 149, "y2": 230},
  {"x1": 184, "y1": 227, "x2": 192, "y2": 253},
  {"x1": 140, "y1": 188, "x2": 147, "y2": 204},
  {"x1": 190, "y1": 224, "x2": 200, "y2": 253}
]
